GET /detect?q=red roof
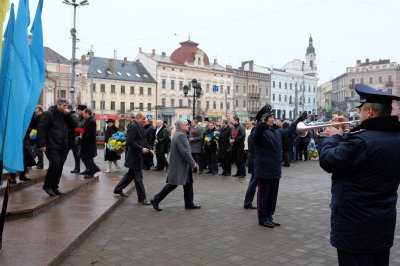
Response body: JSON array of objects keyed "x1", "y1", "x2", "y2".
[{"x1": 170, "y1": 40, "x2": 210, "y2": 65}]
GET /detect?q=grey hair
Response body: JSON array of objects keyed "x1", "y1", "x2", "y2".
[
  {"x1": 362, "y1": 103, "x2": 391, "y2": 117},
  {"x1": 175, "y1": 119, "x2": 188, "y2": 130},
  {"x1": 127, "y1": 112, "x2": 135, "y2": 119},
  {"x1": 56, "y1": 98, "x2": 69, "y2": 105}
]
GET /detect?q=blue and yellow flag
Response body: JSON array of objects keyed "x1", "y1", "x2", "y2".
[{"x1": 0, "y1": 0, "x2": 10, "y2": 62}]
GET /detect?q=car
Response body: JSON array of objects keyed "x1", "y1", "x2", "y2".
[{"x1": 96, "y1": 135, "x2": 105, "y2": 146}]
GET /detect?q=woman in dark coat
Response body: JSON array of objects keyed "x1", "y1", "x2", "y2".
[
  {"x1": 104, "y1": 119, "x2": 121, "y2": 172},
  {"x1": 80, "y1": 109, "x2": 99, "y2": 178}
]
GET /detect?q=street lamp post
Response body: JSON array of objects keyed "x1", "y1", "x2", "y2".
[
  {"x1": 62, "y1": 0, "x2": 89, "y2": 109},
  {"x1": 183, "y1": 79, "x2": 202, "y2": 119}
]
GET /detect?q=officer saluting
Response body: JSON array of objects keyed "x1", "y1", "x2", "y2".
[{"x1": 320, "y1": 84, "x2": 400, "y2": 266}]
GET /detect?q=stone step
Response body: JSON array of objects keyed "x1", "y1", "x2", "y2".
[
  {"x1": 1, "y1": 169, "x2": 99, "y2": 220},
  {"x1": 0, "y1": 168, "x2": 46, "y2": 195},
  {"x1": 0, "y1": 167, "x2": 135, "y2": 266}
]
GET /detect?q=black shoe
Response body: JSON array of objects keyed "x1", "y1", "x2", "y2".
[
  {"x1": 231, "y1": 173, "x2": 240, "y2": 177},
  {"x1": 93, "y1": 167, "x2": 100, "y2": 174},
  {"x1": 244, "y1": 205, "x2": 257, "y2": 209},
  {"x1": 83, "y1": 174, "x2": 94, "y2": 179},
  {"x1": 206, "y1": 171, "x2": 213, "y2": 174},
  {"x1": 44, "y1": 187, "x2": 55, "y2": 196},
  {"x1": 193, "y1": 169, "x2": 197, "y2": 173},
  {"x1": 218, "y1": 172, "x2": 226, "y2": 176},
  {"x1": 80, "y1": 170, "x2": 89, "y2": 175},
  {"x1": 259, "y1": 221, "x2": 275, "y2": 228},
  {"x1": 153, "y1": 168, "x2": 163, "y2": 171},
  {"x1": 9, "y1": 177, "x2": 17, "y2": 184},
  {"x1": 53, "y1": 189, "x2": 64, "y2": 196},
  {"x1": 150, "y1": 199, "x2": 162, "y2": 211},
  {"x1": 238, "y1": 175, "x2": 245, "y2": 178},
  {"x1": 36, "y1": 164, "x2": 44, "y2": 169},
  {"x1": 139, "y1": 200, "x2": 151, "y2": 205},
  {"x1": 269, "y1": 219, "x2": 281, "y2": 226},
  {"x1": 70, "y1": 169, "x2": 80, "y2": 173},
  {"x1": 223, "y1": 173, "x2": 231, "y2": 176},
  {"x1": 185, "y1": 205, "x2": 201, "y2": 210},
  {"x1": 143, "y1": 167, "x2": 150, "y2": 170},
  {"x1": 198, "y1": 171, "x2": 203, "y2": 174},
  {"x1": 114, "y1": 191, "x2": 129, "y2": 197},
  {"x1": 19, "y1": 176, "x2": 31, "y2": 182}
]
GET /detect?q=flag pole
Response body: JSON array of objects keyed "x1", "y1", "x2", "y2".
[{"x1": 0, "y1": 177, "x2": 11, "y2": 249}]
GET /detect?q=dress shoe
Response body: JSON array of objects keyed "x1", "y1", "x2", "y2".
[
  {"x1": 19, "y1": 176, "x2": 31, "y2": 182},
  {"x1": 53, "y1": 189, "x2": 65, "y2": 196},
  {"x1": 259, "y1": 221, "x2": 275, "y2": 228},
  {"x1": 223, "y1": 173, "x2": 231, "y2": 176},
  {"x1": 139, "y1": 200, "x2": 151, "y2": 205},
  {"x1": 114, "y1": 191, "x2": 129, "y2": 197},
  {"x1": 43, "y1": 187, "x2": 55, "y2": 196},
  {"x1": 206, "y1": 171, "x2": 213, "y2": 174},
  {"x1": 185, "y1": 205, "x2": 201, "y2": 210},
  {"x1": 153, "y1": 168, "x2": 163, "y2": 171},
  {"x1": 83, "y1": 174, "x2": 94, "y2": 179},
  {"x1": 80, "y1": 170, "x2": 90, "y2": 175},
  {"x1": 93, "y1": 167, "x2": 100, "y2": 174},
  {"x1": 70, "y1": 169, "x2": 80, "y2": 173},
  {"x1": 244, "y1": 205, "x2": 257, "y2": 209},
  {"x1": 231, "y1": 173, "x2": 240, "y2": 177},
  {"x1": 218, "y1": 172, "x2": 226, "y2": 176},
  {"x1": 150, "y1": 199, "x2": 162, "y2": 211},
  {"x1": 269, "y1": 219, "x2": 280, "y2": 226}
]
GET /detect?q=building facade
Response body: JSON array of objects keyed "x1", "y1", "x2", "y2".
[
  {"x1": 270, "y1": 36, "x2": 319, "y2": 120},
  {"x1": 83, "y1": 54, "x2": 157, "y2": 131},
  {"x1": 317, "y1": 80, "x2": 333, "y2": 117},
  {"x1": 136, "y1": 40, "x2": 233, "y2": 125}
]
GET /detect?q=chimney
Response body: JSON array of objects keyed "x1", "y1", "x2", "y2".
[
  {"x1": 249, "y1": 60, "x2": 254, "y2": 72},
  {"x1": 80, "y1": 55, "x2": 86, "y2": 64},
  {"x1": 365, "y1": 58, "x2": 369, "y2": 64},
  {"x1": 356, "y1": 60, "x2": 361, "y2": 66},
  {"x1": 161, "y1": 52, "x2": 166, "y2": 57},
  {"x1": 151, "y1": 49, "x2": 155, "y2": 56},
  {"x1": 108, "y1": 59, "x2": 115, "y2": 72},
  {"x1": 123, "y1": 57, "x2": 128, "y2": 66},
  {"x1": 139, "y1": 47, "x2": 142, "y2": 53},
  {"x1": 214, "y1": 59, "x2": 217, "y2": 64}
]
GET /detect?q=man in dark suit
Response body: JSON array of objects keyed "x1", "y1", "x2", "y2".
[
  {"x1": 153, "y1": 119, "x2": 170, "y2": 171},
  {"x1": 217, "y1": 119, "x2": 232, "y2": 176},
  {"x1": 143, "y1": 118, "x2": 155, "y2": 170},
  {"x1": 113, "y1": 112, "x2": 152, "y2": 205},
  {"x1": 150, "y1": 120, "x2": 200, "y2": 211},
  {"x1": 188, "y1": 119, "x2": 204, "y2": 174}
]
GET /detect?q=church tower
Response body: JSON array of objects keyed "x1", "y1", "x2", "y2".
[{"x1": 304, "y1": 35, "x2": 317, "y2": 77}]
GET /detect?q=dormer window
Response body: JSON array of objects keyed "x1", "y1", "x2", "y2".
[{"x1": 198, "y1": 57, "x2": 201, "y2": 65}]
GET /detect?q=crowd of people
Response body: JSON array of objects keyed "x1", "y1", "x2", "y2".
[{"x1": 1, "y1": 83, "x2": 399, "y2": 266}]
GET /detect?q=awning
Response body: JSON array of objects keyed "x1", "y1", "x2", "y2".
[{"x1": 95, "y1": 114, "x2": 119, "y2": 120}]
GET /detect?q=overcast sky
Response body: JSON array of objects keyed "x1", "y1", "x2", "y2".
[{"x1": 6, "y1": 0, "x2": 400, "y2": 84}]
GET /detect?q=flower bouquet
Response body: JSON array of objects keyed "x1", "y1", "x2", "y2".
[
  {"x1": 106, "y1": 131, "x2": 127, "y2": 155},
  {"x1": 204, "y1": 131, "x2": 220, "y2": 146},
  {"x1": 29, "y1": 129, "x2": 37, "y2": 140},
  {"x1": 75, "y1": 127, "x2": 85, "y2": 134}
]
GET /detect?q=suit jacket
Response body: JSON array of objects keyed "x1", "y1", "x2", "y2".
[
  {"x1": 188, "y1": 125, "x2": 204, "y2": 153},
  {"x1": 217, "y1": 125, "x2": 232, "y2": 158},
  {"x1": 166, "y1": 130, "x2": 196, "y2": 185},
  {"x1": 154, "y1": 125, "x2": 170, "y2": 154},
  {"x1": 124, "y1": 120, "x2": 151, "y2": 170},
  {"x1": 80, "y1": 116, "x2": 97, "y2": 158}
]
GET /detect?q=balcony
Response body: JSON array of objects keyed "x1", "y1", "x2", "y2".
[
  {"x1": 248, "y1": 92, "x2": 261, "y2": 99},
  {"x1": 386, "y1": 81, "x2": 394, "y2": 87}
]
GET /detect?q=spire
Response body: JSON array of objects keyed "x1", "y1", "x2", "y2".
[{"x1": 306, "y1": 34, "x2": 315, "y2": 55}]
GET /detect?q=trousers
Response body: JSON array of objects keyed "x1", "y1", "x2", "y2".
[{"x1": 114, "y1": 169, "x2": 147, "y2": 201}]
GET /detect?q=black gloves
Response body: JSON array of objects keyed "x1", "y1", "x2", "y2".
[
  {"x1": 256, "y1": 104, "x2": 272, "y2": 123},
  {"x1": 296, "y1": 111, "x2": 308, "y2": 123}
]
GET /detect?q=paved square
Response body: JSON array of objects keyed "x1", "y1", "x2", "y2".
[{"x1": 61, "y1": 159, "x2": 400, "y2": 265}]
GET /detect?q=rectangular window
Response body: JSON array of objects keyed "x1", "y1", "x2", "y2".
[
  {"x1": 100, "y1": 100, "x2": 105, "y2": 109},
  {"x1": 171, "y1": 99, "x2": 175, "y2": 107},
  {"x1": 179, "y1": 81, "x2": 183, "y2": 90},
  {"x1": 139, "y1": 103, "x2": 144, "y2": 111},
  {"x1": 243, "y1": 86, "x2": 246, "y2": 93},
  {"x1": 243, "y1": 101, "x2": 246, "y2": 108},
  {"x1": 379, "y1": 76, "x2": 383, "y2": 83},
  {"x1": 387, "y1": 88, "x2": 392, "y2": 94},
  {"x1": 220, "y1": 85, "x2": 224, "y2": 94},
  {"x1": 140, "y1": 87, "x2": 144, "y2": 95},
  {"x1": 227, "y1": 102, "x2": 230, "y2": 109},
  {"x1": 360, "y1": 78, "x2": 364, "y2": 84},
  {"x1": 279, "y1": 94, "x2": 281, "y2": 102},
  {"x1": 130, "y1": 102, "x2": 134, "y2": 111},
  {"x1": 179, "y1": 99, "x2": 183, "y2": 108},
  {"x1": 369, "y1": 77, "x2": 373, "y2": 84},
  {"x1": 171, "y1": 80, "x2": 175, "y2": 90},
  {"x1": 213, "y1": 101, "x2": 216, "y2": 109},
  {"x1": 111, "y1": 101, "x2": 115, "y2": 110},
  {"x1": 220, "y1": 102, "x2": 223, "y2": 109},
  {"x1": 284, "y1": 83, "x2": 287, "y2": 89},
  {"x1": 162, "y1": 98, "x2": 166, "y2": 107},
  {"x1": 236, "y1": 85, "x2": 239, "y2": 93},
  {"x1": 206, "y1": 84, "x2": 210, "y2": 93},
  {"x1": 227, "y1": 86, "x2": 230, "y2": 94},
  {"x1": 147, "y1": 87, "x2": 151, "y2": 95},
  {"x1": 279, "y1": 82, "x2": 281, "y2": 89},
  {"x1": 290, "y1": 83, "x2": 292, "y2": 90},
  {"x1": 284, "y1": 95, "x2": 287, "y2": 102},
  {"x1": 111, "y1": 85, "x2": 115, "y2": 93},
  {"x1": 206, "y1": 101, "x2": 210, "y2": 109},
  {"x1": 130, "y1": 86, "x2": 134, "y2": 94},
  {"x1": 121, "y1": 102, "x2": 125, "y2": 114},
  {"x1": 100, "y1": 84, "x2": 105, "y2": 93},
  {"x1": 121, "y1": 85, "x2": 125, "y2": 94},
  {"x1": 92, "y1": 101, "x2": 96, "y2": 109},
  {"x1": 272, "y1": 81, "x2": 275, "y2": 88},
  {"x1": 147, "y1": 103, "x2": 151, "y2": 111},
  {"x1": 162, "y1": 79, "x2": 166, "y2": 89},
  {"x1": 388, "y1": 75, "x2": 393, "y2": 82},
  {"x1": 236, "y1": 100, "x2": 239, "y2": 108},
  {"x1": 93, "y1": 83, "x2": 96, "y2": 92},
  {"x1": 351, "y1": 78, "x2": 355, "y2": 84},
  {"x1": 273, "y1": 94, "x2": 275, "y2": 101},
  {"x1": 188, "y1": 99, "x2": 192, "y2": 108}
]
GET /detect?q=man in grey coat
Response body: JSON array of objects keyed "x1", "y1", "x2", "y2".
[
  {"x1": 189, "y1": 119, "x2": 204, "y2": 174},
  {"x1": 150, "y1": 120, "x2": 200, "y2": 211}
]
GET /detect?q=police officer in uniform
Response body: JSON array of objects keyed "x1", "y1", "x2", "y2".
[
  {"x1": 320, "y1": 84, "x2": 400, "y2": 266},
  {"x1": 253, "y1": 104, "x2": 307, "y2": 228}
]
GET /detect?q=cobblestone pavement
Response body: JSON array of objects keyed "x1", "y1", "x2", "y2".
[{"x1": 60, "y1": 152, "x2": 400, "y2": 266}]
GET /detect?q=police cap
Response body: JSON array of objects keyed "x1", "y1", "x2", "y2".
[{"x1": 355, "y1": 84, "x2": 400, "y2": 108}]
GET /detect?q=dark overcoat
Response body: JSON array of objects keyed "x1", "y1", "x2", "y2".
[
  {"x1": 37, "y1": 106, "x2": 75, "y2": 151},
  {"x1": 154, "y1": 125, "x2": 170, "y2": 154},
  {"x1": 320, "y1": 116, "x2": 400, "y2": 253},
  {"x1": 217, "y1": 125, "x2": 232, "y2": 159},
  {"x1": 203, "y1": 128, "x2": 218, "y2": 152},
  {"x1": 188, "y1": 125, "x2": 204, "y2": 154},
  {"x1": 80, "y1": 116, "x2": 97, "y2": 158},
  {"x1": 104, "y1": 125, "x2": 121, "y2": 161},
  {"x1": 253, "y1": 121, "x2": 297, "y2": 179},
  {"x1": 124, "y1": 120, "x2": 151, "y2": 170},
  {"x1": 143, "y1": 123, "x2": 155, "y2": 148}
]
